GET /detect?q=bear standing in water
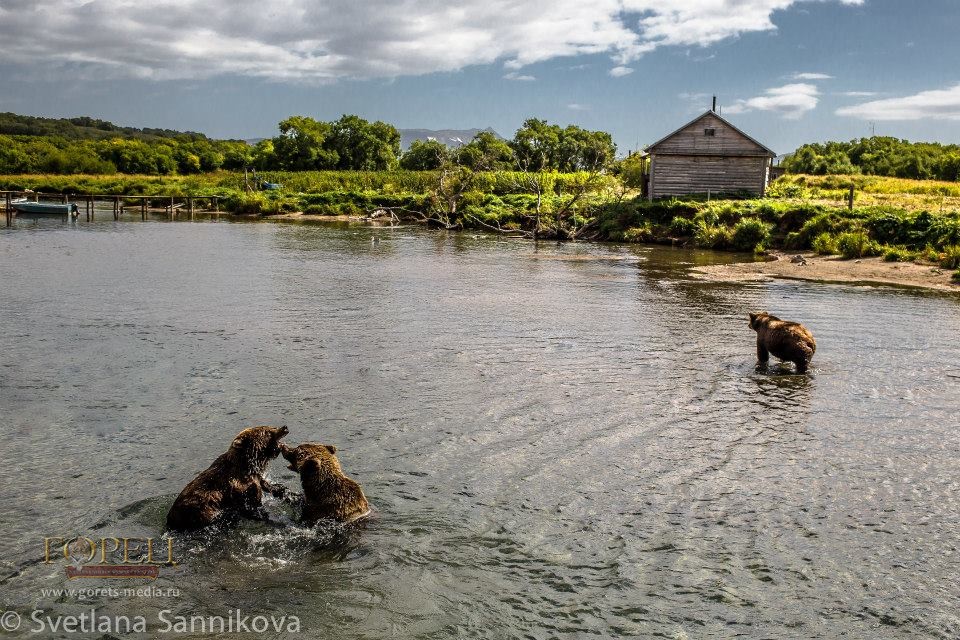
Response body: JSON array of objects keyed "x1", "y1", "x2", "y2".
[
  {"x1": 166, "y1": 425, "x2": 289, "y2": 531},
  {"x1": 281, "y1": 443, "x2": 370, "y2": 524},
  {"x1": 749, "y1": 312, "x2": 817, "y2": 373}
]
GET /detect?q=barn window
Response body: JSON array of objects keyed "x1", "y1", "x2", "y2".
[{"x1": 704, "y1": 128, "x2": 716, "y2": 136}]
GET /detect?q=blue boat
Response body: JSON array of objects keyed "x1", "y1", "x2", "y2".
[{"x1": 11, "y1": 199, "x2": 79, "y2": 216}]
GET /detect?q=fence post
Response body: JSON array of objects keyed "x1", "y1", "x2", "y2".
[{"x1": 848, "y1": 185, "x2": 855, "y2": 211}]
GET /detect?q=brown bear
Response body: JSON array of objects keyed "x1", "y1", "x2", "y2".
[
  {"x1": 749, "y1": 312, "x2": 817, "y2": 373},
  {"x1": 280, "y1": 443, "x2": 370, "y2": 524},
  {"x1": 166, "y1": 425, "x2": 289, "y2": 531}
]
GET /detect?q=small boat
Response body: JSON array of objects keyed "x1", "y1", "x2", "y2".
[
  {"x1": 260, "y1": 181, "x2": 283, "y2": 191},
  {"x1": 11, "y1": 199, "x2": 79, "y2": 217}
]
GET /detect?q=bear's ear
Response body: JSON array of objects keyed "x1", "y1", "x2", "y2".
[
  {"x1": 325, "y1": 444, "x2": 337, "y2": 455},
  {"x1": 230, "y1": 431, "x2": 251, "y2": 453},
  {"x1": 749, "y1": 312, "x2": 758, "y2": 322}
]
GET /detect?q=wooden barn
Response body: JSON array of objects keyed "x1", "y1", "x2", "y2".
[{"x1": 644, "y1": 109, "x2": 775, "y2": 200}]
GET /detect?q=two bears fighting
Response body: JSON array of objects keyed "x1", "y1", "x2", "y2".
[
  {"x1": 166, "y1": 311, "x2": 814, "y2": 532},
  {"x1": 166, "y1": 426, "x2": 369, "y2": 532}
]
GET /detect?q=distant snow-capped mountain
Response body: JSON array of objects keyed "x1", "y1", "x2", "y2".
[{"x1": 400, "y1": 127, "x2": 502, "y2": 150}]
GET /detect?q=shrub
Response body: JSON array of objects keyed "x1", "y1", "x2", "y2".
[
  {"x1": 939, "y1": 245, "x2": 960, "y2": 269},
  {"x1": 811, "y1": 232, "x2": 837, "y2": 255},
  {"x1": 882, "y1": 246, "x2": 916, "y2": 262},
  {"x1": 731, "y1": 218, "x2": 770, "y2": 252},
  {"x1": 783, "y1": 231, "x2": 806, "y2": 250},
  {"x1": 927, "y1": 215, "x2": 960, "y2": 247},
  {"x1": 223, "y1": 192, "x2": 266, "y2": 214},
  {"x1": 917, "y1": 245, "x2": 942, "y2": 263},
  {"x1": 694, "y1": 222, "x2": 731, "y2": 249},
  {"x1": 623, "y1": 224, "x2": 656, "y2": 243},
  {"x1": 836, "y1": 231, "x2": 880, "y2": 259},
  {"x1": 953, "y1": 270, "x2": 960, "y2": 282},
  {"x1": 794, "y1": 211, "x2": 857, "y2": 248},
  {"x1": 669, "y1": 216, "x2": 697, "y2": 236},
  {"x1": 766, "y1": 180, "x2": 810, "y2": 199}
]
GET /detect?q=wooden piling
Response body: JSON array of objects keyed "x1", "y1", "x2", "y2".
[
  {"x1": 4, "y1": 192, "x2": 11, "y2": 227},
  {"x1": 848, "y1": 185, "x2": 855, "y2": 211},
  {"x1": 141, "y1": 198, "x2": 146, "y2": 220}
]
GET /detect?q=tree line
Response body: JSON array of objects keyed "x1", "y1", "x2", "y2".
[
  {"x1": 784, "y1": 137, "x2": 960, "y2": 181},
  {"x1": 0, "y1": 112, "x2": 617, "y2": 176},
  {"x1": 7, "y1": 110, "x2": 960, "y2": 184}
]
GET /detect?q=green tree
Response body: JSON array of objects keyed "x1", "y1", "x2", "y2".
[
  {"x1": 222, "y1": 143, "x2": 253, "y2": 170},
  {"x1": 510, "y1": 118, "x2": 562, "y2": 171},
  {"x1": 325, "y1": 115, "x2": 400, "y2": 170},
  {"x1": 455, "y1": 131, "x2": 514, "y2": 170},
  {"x1": 617, "y1": 152, "x2": 647, "y2": 189},
  {"x1": 250, "y1": 139, "x2": 276, "y2": 170},
  {"x1": 557, "y1": 125, "x2": 616, "y2": 172},
  {"x1": 400, "y1": 139, "x2": 448, "y2": 170},
  {"x1": 272, "y1": 116, "x2": 337, "y2": 170}
]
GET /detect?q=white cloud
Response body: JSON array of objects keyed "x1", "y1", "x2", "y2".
[
  {"x1": 0, "y1": 0, "x2": 864, "y2": 82},
  {"x1": 792, "y1": 72, "x2": 832, "y2": 80},
  {"x1": 566, "y1": 103, "x2": 589, "y2": 111},
  {"x1": 503, "y1": 72, "x2": 536, "y2": 81},
  {"x1": 725, "y1": 83, "x2": 820, "y2": 119},
  {"x1": 837, "y1": 84, "x2": 960, "y2": 121},
  {"x1": 838, "y1": 91, "x2": 878, "y2": 97},
  {"x1": 609, "y1": 66, "x2": 634, "y2": 77}
]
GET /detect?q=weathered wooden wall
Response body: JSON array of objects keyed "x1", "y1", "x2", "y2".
[
  {"x1": 650, "y1": 155, "x2": 769, "y2": 198},
  {"x1": 650, "y1": 113, "x2": 768, "y2": 157}
]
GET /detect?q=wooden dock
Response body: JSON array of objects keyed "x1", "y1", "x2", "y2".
[{"x1": 2, "y1": 190, "x2": 222, "y2": 226}]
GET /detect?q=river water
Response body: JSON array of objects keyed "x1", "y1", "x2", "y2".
[{"x1": 1, "y1": 216, "x2": 958, "y2": 639}]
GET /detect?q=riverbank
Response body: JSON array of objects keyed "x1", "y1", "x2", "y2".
[
  {"x1": 5, "y1": 173, "x2": 960, "y2": 277},
  {"x1": 692, "y1": 251, "x2": 960, "y2": 293}
]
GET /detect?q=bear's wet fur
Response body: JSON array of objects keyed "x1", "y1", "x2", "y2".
[
  {"x1": 166, "y1": 425, "x2": 289, "y2": 531},
  {"x1": 749, "y1": 312, "x2": 817, "y2": 373},
  {"x1": 281, "y1": 442, "x2": 370, "y2": 525}
]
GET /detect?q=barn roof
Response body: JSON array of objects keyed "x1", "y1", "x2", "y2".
[{"x1": 645, "y1": 111, "x2": 776, "y2": 157}]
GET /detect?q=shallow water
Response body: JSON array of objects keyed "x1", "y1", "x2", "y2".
[{"x1": 1, "y1": 216, "x2": 959, "y2": 638}]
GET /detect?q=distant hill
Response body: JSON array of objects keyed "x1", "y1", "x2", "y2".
[
  {"x1": 399, "y1": 128, "x2": 502, "y2": 150},
  {"x1": 0, "y1": 112, "x2": 216, "y2": 141}
]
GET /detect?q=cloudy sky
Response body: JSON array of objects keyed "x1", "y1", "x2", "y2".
[{"x1": 0, "y1": 0, "x2": 957, "y2": 153}]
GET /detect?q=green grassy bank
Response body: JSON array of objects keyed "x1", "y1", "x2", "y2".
[{"x1": 3, "y1": 172, "x2": 960, "y2": 277}]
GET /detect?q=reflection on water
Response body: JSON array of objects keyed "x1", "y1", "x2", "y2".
[{"x1": 1, "y1": 217, "x2": 959, "y2": 638}]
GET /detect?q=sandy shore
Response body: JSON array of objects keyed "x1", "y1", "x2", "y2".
[{"x1": 693, "y1": 251, "x2": 960, "y2": 293}]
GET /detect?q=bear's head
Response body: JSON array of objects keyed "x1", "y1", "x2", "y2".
[
  {"x1": 280, "y1": 442, "x2": 341, "y2": 475},
  {"x1": 748, "y1": 311, "x2": 771, "y2": 330},
  {"x1": 229, "y1": 425, "x2": 289, "y2": 472}
]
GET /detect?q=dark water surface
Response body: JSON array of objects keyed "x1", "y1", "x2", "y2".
[{"x1": 1, "y1": 217, "x2": 959, "y2": 638}]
